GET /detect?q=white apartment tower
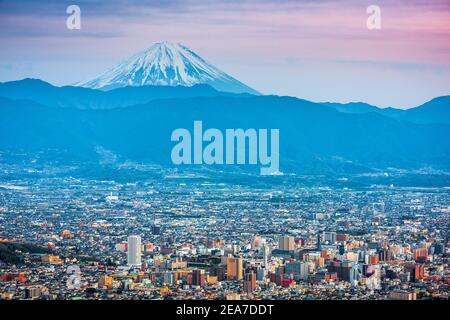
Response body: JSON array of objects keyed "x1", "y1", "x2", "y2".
[{"x1": 127, "y1": 235, "x2": 142, "y2": 267}]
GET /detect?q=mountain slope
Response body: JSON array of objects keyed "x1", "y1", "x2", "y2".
[
  {"x1": 321, "y1": 102, "x2": 404, "y2": 117},
  {"x1": 0, "y1": 78, "x2": 239, "y2": 109},
  {"x1": 395, "y1": 96, "x2": 450, "y2": 125},
  {"x1": 1, "y1": 94, "x2": 449, "y2": 174},
  {"x1": 76, "y1": 42, "x2": 259, "y2": 95},
  {"x1": 322, "y1": 97, "x2": 450, "y2": 125}
]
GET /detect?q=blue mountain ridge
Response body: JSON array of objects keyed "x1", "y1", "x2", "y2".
[{"x1": 0, "y1": 79, "x2": 449, "y2": 175}]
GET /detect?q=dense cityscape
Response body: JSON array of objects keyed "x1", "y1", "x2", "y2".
[{"x1": 1, "y1": 171, "x2": 449, "y2": 300}]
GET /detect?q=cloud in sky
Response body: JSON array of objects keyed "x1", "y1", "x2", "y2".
[{"x1": 0, "y1": 0, "x2": 449, "y2": 108}]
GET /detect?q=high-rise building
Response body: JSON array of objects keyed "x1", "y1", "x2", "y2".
[
  {"x1": 322, "y1": 232, "x2": 337, "y2": 244},
  {"x1": 278, "y1": 236, "x2": 295, "y2": 251},
  {"x1": 227, "y1": 255, "x2": 243, "y2": 281},
  {"x1": 256, "y1": 265, "x2": 267, "y2": 281},
  {"x1": 317, "y1": 233, "x2": 322, "y2": 250},
  {"x1": 378, "y1": 248, "x2": 391, "y2": 262},
  {"x1": 349, "y1": 263, "x2": 362, "y2": 286},
  {"x1": 413, "y1": 247, "x2": 428, "y2": 263},
  {"x1": 285, "y1": 261, "x2": 310, "y2": 280},
  {"x1": 328, "y1": 260, "x2": 353, "y2": 281},
  {"x1": 211, "y1": 265, "x2": 227, "y2": 281},
  {"x1": 127, "y1": 235, "x2": 142, "y2": 267},
  {"x1": 243, "y1": 271, "x2": 256, "y2": 294},
  {"x1": 406, "y1": 263, "x2": 425, "y2": 282},
  {"x1": 262, "y1": 244, "x2": 270, "y2": 267},
  {"x1": 192, "y1": 269, "x2": 205, "y2": 287}
]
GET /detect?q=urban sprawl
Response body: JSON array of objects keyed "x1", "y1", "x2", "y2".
[{"x1": 0, "y1": 176, "x2": 449, "y2": 300}]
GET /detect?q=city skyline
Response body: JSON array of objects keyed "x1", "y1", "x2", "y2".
[{"x1": 1, "y1": 178, "x2": 448, "y2": 300}]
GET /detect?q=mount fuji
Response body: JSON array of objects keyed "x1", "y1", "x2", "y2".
[{"x1": 76, "y1": 42, "x2": 259, "y2": 95}]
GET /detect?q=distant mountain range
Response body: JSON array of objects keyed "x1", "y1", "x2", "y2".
[
  {"x1": 2, "y1": 78, "x2": 449, "y2": 123},
  {"x1": 320, "y1": 102, "x2": 404, "y2": 117},
  {"x1": 321, "y1": 97, "x2": 450, "y2": 125},
  {"x1": 0, "y1": 78, "x2": 245, "y2": 110},
  {"x1": 75, "y1": 42, "x2": 259, "y2": 95},
  {"x1": 0, "y1": 78, "x2": 449, "y2": 175}
]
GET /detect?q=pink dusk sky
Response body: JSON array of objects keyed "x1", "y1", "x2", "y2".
[{"x1": 0, "y1": 0, "x2": 449, "y2": 108}]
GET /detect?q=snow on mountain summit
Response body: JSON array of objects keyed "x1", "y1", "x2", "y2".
[{"x1": 76, "y1": 42, "x2": 259, "y2": 94}]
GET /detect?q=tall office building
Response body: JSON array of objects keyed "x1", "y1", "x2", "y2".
[
  {"x1": 256, "y1": 265, "x2": 267, "y2": 281},
  {"x1": 322, "y1": 232, "x2": 337, "y2": 244},
  {"x1": 262, "y1": 245, "x2": 270, "y2": 267},
  {"x1": 243, "y1": 271, "x2": 256, "y2": 294},
  {"x1": 227, "y1": 255, "x2": 243, "y2": 280},
  {"x1": 317, "y1": 233, "x2": 322, "y2": 250},
  {"x1": 349, "y1": 263, "x2": 362, "y2": 286},
  {"x1": 192, "y1": 269, "x2": 205, "y2": 287},
  {"x1": 378, "y1": 248, "x2": 391, "y2": 262},
  {"x1": 406, "y1": 263, "x2": 425, "y2": 282},
  {"x1": 127, "y1": 235, "x2": 142, "y2": 267},
  {"x1": 278, "y1": 236, "x2": 295, "y2": 251},
  {"x1": 285, "y1": 261, "x2": 310, "y2": 281},
  {"x1": 413, "y1": 247, "x2": 428, "y2": 263},
  {"x1": 328, "y1": 260, "x2": 353, "y2": 281}
]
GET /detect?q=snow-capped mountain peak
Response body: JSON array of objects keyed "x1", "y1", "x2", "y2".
[{"x1": 76, "y1": 42, "x2": 259, "y2": 94}]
